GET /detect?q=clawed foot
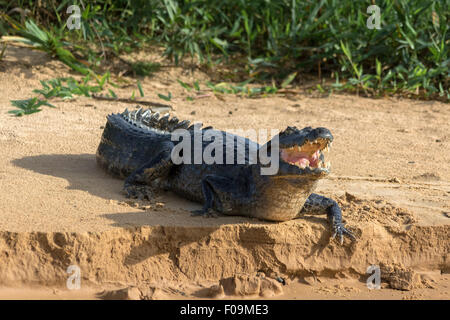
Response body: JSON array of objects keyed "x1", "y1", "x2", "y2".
[
  {"x1": 331, "y1": 223, "x2": 356, "y2": 245},
  {"x1": 191, "y1": 208, "x2": 219, "y2": 218},
  {"x1": 124, "y1": 184, "x2": 152, "y2": 200}
]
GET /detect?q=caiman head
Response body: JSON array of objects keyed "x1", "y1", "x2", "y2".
[
  {"x1": 277, "y1": 126, "x2": 332, "y2": 176},
  {"x1": 254, "y1": 126, "x2": 333, "y2": 221},
  {"x1": 261, "y1": 126, "x2": 333, "y2": 177}
]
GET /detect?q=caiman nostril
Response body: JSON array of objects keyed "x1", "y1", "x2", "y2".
[{"x1": 313, "y1": 127, "x2": 333, "y2": 141}]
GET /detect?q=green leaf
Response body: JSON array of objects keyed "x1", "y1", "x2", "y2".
[
  {"x1": 97, "y1": 72, "x2": 109, "y2": 88},
  {"x1": 376, "y1": 59, "x2": 382, "y2": 77},
  {"x1": 158, "y1": 92, "x2": 172, "y2": 101},
  {"x1": 316, "y1": 84, "x2": 325, "y2": 93},
  {"x1": 108, "y1": 89, "x2": 117, "y2": 98},
  {"x1": 177, "y1": 79, "x2": 192, "y2": 91},
  {"x1": 281, "y1": 72, "x2": 297, "y2": 88},
  {"x1": 137, "y1": 80, "x2": 144, "y2": 97},
  {"x1": 193, "y1": 81, "x2": 200, "y2": 91},
  {"x1": 8, "y1": 110, "x2": 25, "y2": 116}
]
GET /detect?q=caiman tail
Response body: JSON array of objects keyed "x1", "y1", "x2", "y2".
[{"x1": 96, "y1": 108, "x2": 192, "y2": 178}]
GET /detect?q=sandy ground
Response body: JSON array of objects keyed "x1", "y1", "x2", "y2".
[{"x1": 0, "y1": 45, "x2": 448, "y2": 299}]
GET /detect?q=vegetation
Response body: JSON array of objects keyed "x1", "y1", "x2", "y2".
[
  {"x1": 9, "y1": 97, "x2": 55, "y2": 116},
  {"x1": 1, "y1": 0, "x2": 448, "y2": 107},
  {"x1": 32, "y1": 75, "x2": 108, "y2": 99}
]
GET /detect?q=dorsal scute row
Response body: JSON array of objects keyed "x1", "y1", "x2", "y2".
[{"x1": 116, "y1": 107, "x2": 210, "y2": 132}]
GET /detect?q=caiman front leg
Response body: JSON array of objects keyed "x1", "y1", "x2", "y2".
[
  {"x1": 191, "y1": 175, "x2": 233, "y2": 218},
  {"x1": 124, "y1": 147, "x2": 173, "y2": 200},
  {"x1": 191, "y1": 174, "x2": 252, "y2": 218},
  {"x1": 300, "y1": 193, "x2": 356, "y2": 244}
]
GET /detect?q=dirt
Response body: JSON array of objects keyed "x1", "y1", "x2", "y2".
[{"x1": 0, "y1": 45, "x2": 448, "y2": 299}]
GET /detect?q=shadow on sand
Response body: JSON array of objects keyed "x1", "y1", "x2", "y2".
[{"x1": 13, "y1": 153, "x2": 124, "y2": 200}]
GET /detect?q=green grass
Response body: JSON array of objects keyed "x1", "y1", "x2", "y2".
[
  {"x1": 9, "y1": 97, "x2": 55, "y2": 116},
  {"x1": 130, "y1": 61, "x2": 161, "y2": 77},
  {"x1": 1, "y1": 0, "x2": 448, "y2": 100},
  {"x1": 13, "y1": 20, "x2": 91, "y2": 75},
  {"x1": 31, "y1": 73, "x2": 113, "y2": 100},
  {"x1": 9, "y1": 73, "x2": 120, "y2": 115}
]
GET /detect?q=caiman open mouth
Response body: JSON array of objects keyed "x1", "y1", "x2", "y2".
[{"x1": 280, "y1": 137, "x2": 331, "y2": 170}]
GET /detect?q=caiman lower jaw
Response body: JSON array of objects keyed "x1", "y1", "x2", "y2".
[{"x1": 280, "y1": 137, "x2": 331, "y2": 171}]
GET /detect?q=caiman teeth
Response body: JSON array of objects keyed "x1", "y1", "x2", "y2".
[{"x1": 281, "y1": 137, "x2": 332, "y2": 171}]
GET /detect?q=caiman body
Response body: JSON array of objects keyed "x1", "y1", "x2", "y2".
[{"x1": 97, "y1": 108, "x2": 355, "y2": 243}]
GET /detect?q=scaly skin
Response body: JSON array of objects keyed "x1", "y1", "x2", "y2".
[{"x1": 96, "y1": 108, "x2": 355, "y2": 244}]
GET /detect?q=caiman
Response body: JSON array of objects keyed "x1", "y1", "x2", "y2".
[{"x1": 97, "y1": 108, "x2": 355, "y2": 244}]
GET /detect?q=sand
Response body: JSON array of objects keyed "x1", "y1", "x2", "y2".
[{"x1": 0, "y1": 45, "x2": 448, "y2": 299}]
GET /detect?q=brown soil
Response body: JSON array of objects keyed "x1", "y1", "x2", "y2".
[{"x1": 0, "y1": 46, "x2": 448, "y2": 299}]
